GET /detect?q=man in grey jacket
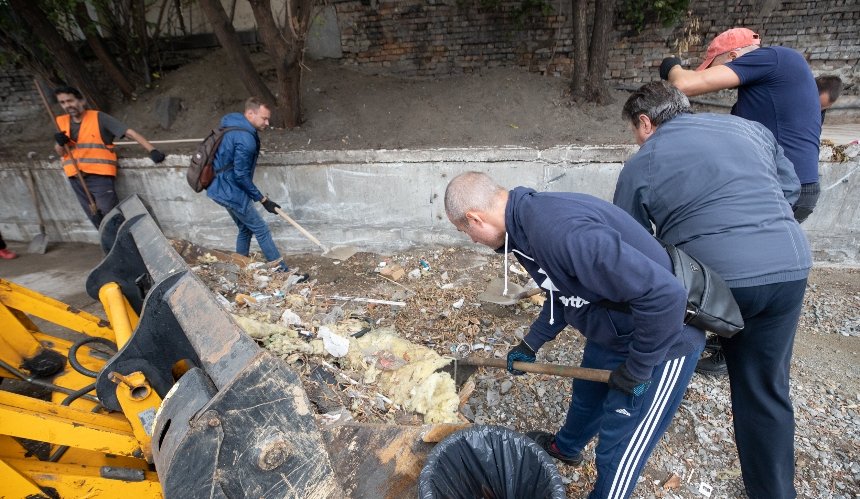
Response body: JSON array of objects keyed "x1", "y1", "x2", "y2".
[{"x1": 613, "y1": 81, "x2": 811, "y2": 499}]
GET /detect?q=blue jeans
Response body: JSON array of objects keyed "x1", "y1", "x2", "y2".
[
  {"x1": 554, "y1": 332, "x2": 704, "y2": 499},
  {"x1": 224, "y1": 201, "x2": 287, "y2": 270},
  {"x1": 69, "y1": 174, "x2": 119, "y2": 228},
  {"x1": 722, "y1": 279, "x2": 807, "y2": 499}
]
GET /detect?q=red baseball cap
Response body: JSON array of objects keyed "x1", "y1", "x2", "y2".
[{"x1": 696, "y1": 28, "x2": 761, "y2": 71}]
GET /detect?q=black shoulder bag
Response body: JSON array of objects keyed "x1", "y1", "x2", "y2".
[{"x1": 599, "y1": 241, "x2": 744, "y2": 337}]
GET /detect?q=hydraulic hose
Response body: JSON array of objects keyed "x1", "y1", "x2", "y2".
[{"x1": 68, "y1": 336, "x2": 117, "y2": 378}]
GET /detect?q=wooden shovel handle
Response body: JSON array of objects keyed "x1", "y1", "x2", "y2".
[
  {"x1": 274, "y1": 207, "x2": 327, "y2": 251},
  {"x1": 459, "y1": 357, "x2": 611, "y2": 383}
]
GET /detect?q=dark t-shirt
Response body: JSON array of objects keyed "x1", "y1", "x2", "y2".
[
  {"x1": 68, "y1": 112, "x2": 128, "y2": 145},
  {"x1": 727, "y1": 46, "x2": 821, "y2": 184}
]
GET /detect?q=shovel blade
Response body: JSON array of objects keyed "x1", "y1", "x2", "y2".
[
  {"x1": 27, "y1": 233, "x2": 48, "y2": 254},
  {"x1": 438, "y1": 359, "x2": 479, "y2": 389},
  {"x1": 478, "y1": 277, "x2": 524, "y2": 306},
  {"x1": 321, "y1": 245, "x2": 359, "y2": 261}
]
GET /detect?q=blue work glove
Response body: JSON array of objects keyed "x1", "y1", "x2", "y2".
[
  {"x1": 261, "y1": 197, "x2": 281, "y2": 214},
  {"x1": 506, "y1": 340, "x2": 536, "y2": 375},
  {"x1": 149, "y1": 149, "x2": 166, "y2": 163},
  {"x1": 609, "y1": 363, "x2": 652, "y2": 397},
  {"x1": 54, "y1": 132, "x2": 70, "y2": 146},
  {"x1": 659, "y1": 56, "x2": 683, "y2": 80}
]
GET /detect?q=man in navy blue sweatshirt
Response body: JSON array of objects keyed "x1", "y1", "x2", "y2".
[
  {"x1": 614, "y1": 81, "x2": 811, "y2": 499},
  {"x1": 660, "y1": 28, "x2": 821, "y2": 224},
  {"x1": 445, "y1": 172, "x2": 705, "y2": 499}
]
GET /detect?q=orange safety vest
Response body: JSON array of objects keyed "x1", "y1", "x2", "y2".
[{"x1": 56, "y1": 111, "x2": 118, "y2": 177}]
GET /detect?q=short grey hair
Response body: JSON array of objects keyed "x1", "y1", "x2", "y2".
[
  {"x1": 444, "y1": 172, "x2": 506, "y2": 225},
  {"x1": 622, "y1": 81, "x2": 691, "y2": 127}
]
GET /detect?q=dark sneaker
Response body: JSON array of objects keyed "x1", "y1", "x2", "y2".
[
  {"x1": 695, "y1": 348, "x2": 728, "y2": 375},
  {"x1": 525, "y1": 431, "x2": 583, "y2": 466}
]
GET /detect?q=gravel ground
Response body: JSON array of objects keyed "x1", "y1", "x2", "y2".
[{"x1": 193, "y1": 247, "x2": 860, "y2": 498}]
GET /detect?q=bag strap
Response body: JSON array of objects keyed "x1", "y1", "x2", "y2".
[
  {"x1": 213, "y1": 127, "x2": 255, "y2": 174},
  {"x1": 595, "y1": 239, "x2": 681, "y2": 315}
]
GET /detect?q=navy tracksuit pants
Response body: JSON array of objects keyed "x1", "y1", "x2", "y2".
[
  {"x1": 722, "y1": 279, "x2": 807, "y2": 499},
  {"x1": 554, "y1": 331, "x2": 704, "y2": 499}
]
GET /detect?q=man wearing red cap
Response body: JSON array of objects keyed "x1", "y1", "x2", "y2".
[{"x1": 659, "y1": 28, "x2": 821, "y2": 224}]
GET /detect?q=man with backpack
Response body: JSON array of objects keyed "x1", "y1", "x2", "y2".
[{"x1": 206, "y1": 97, "x2": 301, "y2": 277}]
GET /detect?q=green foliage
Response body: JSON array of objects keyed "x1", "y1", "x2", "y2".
[{"x1": 621, "y1": 0, "x2": 689, "y2": 33}]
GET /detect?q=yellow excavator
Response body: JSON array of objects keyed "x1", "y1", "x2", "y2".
[{"x1": 0, "y1": 195, "x2": 460, "y2": 498}]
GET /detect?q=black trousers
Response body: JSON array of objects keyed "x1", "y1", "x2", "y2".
[
  {"x1": 722, "y1": 279, "x2": 808, "y2": 499},
  {"x1": 68, "y1": 174, "x2": 119, "y2": 229}
]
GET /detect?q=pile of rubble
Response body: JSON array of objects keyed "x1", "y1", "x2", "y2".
[
  {"x1": 185, "y1": 243, "x2": 538, "y2": 429},
  {"x1": 183, "y1": 241, "x2": 860, "y2": 498}
]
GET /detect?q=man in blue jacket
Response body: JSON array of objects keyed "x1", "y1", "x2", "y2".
[
  {"x1": 207, "y1": 97, "x2": 298, "y2": 275},
  {"x1": 614, "y1": 81, "x2": 811, "y2": 499},
  {"x1": 445, "y1": 172, "x2": 705, "y2": 499}
]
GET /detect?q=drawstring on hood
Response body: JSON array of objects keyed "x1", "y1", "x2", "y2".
[
  {"x1": 503, "y1": 233, "x2": 509, "y2": 296},
  {"x1": 505, "y1": 236, "x2": 555, "y2": 326}
]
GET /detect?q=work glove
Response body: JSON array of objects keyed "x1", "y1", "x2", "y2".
[
  {"x1": 506, "y1": 340, "x2": 536, "y2": 375},
  {"x1": 149, "y1": 149, "x2": 166, "y2": 163},
  {"x1": 609, "y1": 363, "x2": 652, "y2": 397},
  {"x1": 659, "y1": 56, "x2": 683, "y2": 80},
  {"x1": 261, "y1": 197, "x2": 281, "y2": 214},
  {"x1": 54, "y1": 132, "x2": 70, "y2": 147}
]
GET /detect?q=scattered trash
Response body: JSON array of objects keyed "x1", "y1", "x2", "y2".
[
  {"x1": 408, "y1": 268, "x2": 422, "y2": 280},
  {"x1": 380, "y1": 263, "x2": 405, "y2": 281},
  {"x1": 452, "y1": 298, "x2": 465, "y2": 309},
  {"x1": 280, "y1": 309, "x2": 302, "y2": 326},
  {"x1": 419, "y1": 259, "x2": 431, "y2": 271},
  {"x1": 662, "y1": 473, "x2": 681, "y2": 490},
  {"x1": 249, "y1": 292, "x2": 271, "y2": 302},
  {"x1": 234, "y1": 293, "x2": 256, "y2": 306},
  {"x1": 318, "y1": 326, "x2": 350, "y2": 357},
  {"x1": 697, "y1": 482, "x2": 713, "y2": 498}
]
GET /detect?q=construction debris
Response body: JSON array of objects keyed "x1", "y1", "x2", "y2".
[{"x1": 185, "y1": 247, "x2": 527, "y2": 426}]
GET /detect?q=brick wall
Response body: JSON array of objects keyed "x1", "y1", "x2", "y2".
[
  {"x1": 2, "y1": 0, "x2": 857, "y2": 122},
  {"x1": 0, "y1": 66, "x2": 42, "y2": 125},
  {"x1": 334, "y1": 0, "x2": 859, "y2": 86}
]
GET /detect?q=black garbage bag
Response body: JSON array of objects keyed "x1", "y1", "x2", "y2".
[{"x1": 418, "y1": 425, "x2": 567, "y2": 499}]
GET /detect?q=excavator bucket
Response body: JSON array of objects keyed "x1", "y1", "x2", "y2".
[{"x1": 80, "y1": 196, "x2": 444, "y2": 498}]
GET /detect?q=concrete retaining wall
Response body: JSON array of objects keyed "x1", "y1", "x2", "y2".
[{"x1": 1, "y1": 145, "x2": 858, "y2": 264}]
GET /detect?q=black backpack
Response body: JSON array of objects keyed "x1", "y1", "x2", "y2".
[{"x1": 187, "y1": 126, "x2": 245, "y2": 192}]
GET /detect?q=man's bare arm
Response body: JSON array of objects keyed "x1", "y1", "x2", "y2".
[
  {"x1": 125, "y1": 128, "x2": 165, "y2": 163},
  {"x1": 124, "y1": 129, "x2": 156, "y2": 152},
  {"x1": 668, "y1": 65, "x2": 741, "y2": 97}
]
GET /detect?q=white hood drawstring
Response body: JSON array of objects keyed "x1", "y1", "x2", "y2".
[
  {"x1": 503, "y1": 233, "x2": 510, "y2": 296},
  {"x1": 508, "y1": 238, "x2": 556, "y2": 326},
  {"x1": 548, "y1": 289, "x2": 555, "y2": 325}
]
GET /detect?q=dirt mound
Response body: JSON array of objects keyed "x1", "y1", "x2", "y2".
[{"x1": 4, "y1": 50, "x2": 640, "y2": 158}]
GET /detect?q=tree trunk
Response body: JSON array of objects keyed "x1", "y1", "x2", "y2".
[
  {"x1": 7, "y1": 0, "x2": 108, "y2": 110},
  {"x1": 584, "y1": 0, "x2": 615, "y2": 104},
  {"x1": 570, "y1": 0, "x2": 588, "y2": 101},
  {"x1": 247, "y1": 0, "x2": 313, "y2": 128},
  {"x1": 174, "y1": 0, "x2": 188, "y2": 35},
  {"x1": 197, "y1": 0, "x2": 277, "y2": 109},
  {"x1": 132, "y1": 0, "x2": 150, "y2": 83},
  {"x1": 72, "y1": 1, "x2": 135, "y2": 100}
]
